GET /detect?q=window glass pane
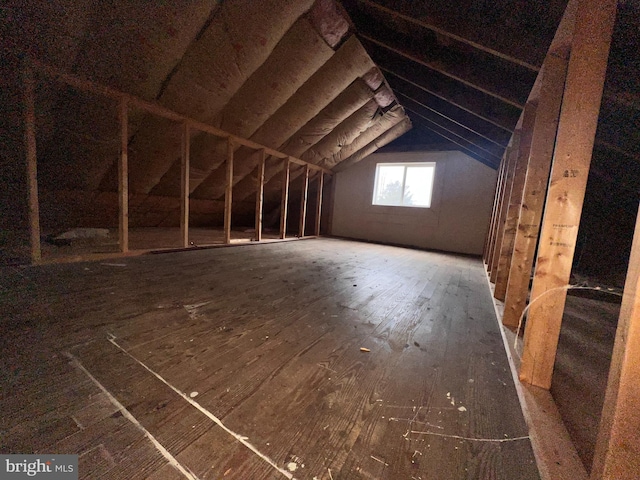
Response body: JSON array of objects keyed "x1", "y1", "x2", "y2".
[
  {"x1": 374, "y1": 165, "x2": 404, "y2": 205},
  {"x1": 404, "y1": 166, "x2": 434, "y2": 207}
]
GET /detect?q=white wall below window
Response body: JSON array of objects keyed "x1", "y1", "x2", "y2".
[{"x1": 331, "y1": 150, "x2": 498, "y2": 255}]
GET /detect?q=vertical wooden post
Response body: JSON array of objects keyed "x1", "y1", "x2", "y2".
[
  {"x1": 254, "y1": 149, "x2": 265, "y2": 242},
  {"x1": 494, "y1": 106, "x2": 537, "y2": 301},
  {"x1": 23, "y1": 61, "x2": 41, "y2": 264},
  {"x1": 520, "y1": 0, "x2": 616, "y2": 389},
  {"x1": 224, "y1": 138, "x2": 233, "y2": 244},
  {"x1": 502, "y1": 55, "x2": 570, "y2": 327},
  {"x1": 489, "y1": 146, "x2": 516, "y2": 281},
  {"x1": 591, "y1": 202, "x2": 640, "y2": 479},
  {"x1": 315, "y1": 171, "x2": 324, "y2": 236},
  {"x1": 484, "y1": 160, "x2": 505, "y2": 263},
  {"x1": 118, "y1": 99, "x2": 129, "y2": 252},
  {"x1": 299, "y1": 165, "x2": 310, "y2": 238},
  {"x1": 180, "y1": 122, "x2": 190, "y2": 248},
  {"x1": 279, "y1": 157, "x2": 290, "y2": 239}
]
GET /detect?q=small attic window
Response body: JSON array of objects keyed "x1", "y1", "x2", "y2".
[{"x1": 372, "y1": 162, "x2": 435, "y2": 208}]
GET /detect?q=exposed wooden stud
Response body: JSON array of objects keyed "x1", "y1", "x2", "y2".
[
  {"x1": 489, "y1": 146, "x2": 516, "y2": 279},
  {"x1": 494, "y1": 105, "x2": 537, "y2": 301},
  {"x1": 224, "y1": 138, "x2": 234, "y2": 245},
  {"x1": 299, "y1": 165, "x2": 310, "y2": 238},
  {"x1": 362, "y1": 34, "x2": 525, "y2": 109},
  {"x1": 502, "y1": 55, "x2": 570, "y2": 328},
  {"x1": 381, "y1": 67, "x2": 513, "y2": 132},
  {"x1": 180, "y1": 122, "x2": 190, "y2": 248},
  {"x1": 254, "y1": 149, "x2": 266, "y2": 242},
  {"x1": 23, "y1": 61, "x2": 41, "y2": 264},
  {"x1": 118, "y1": 99, "x2": 129, "y2": 253},
  {"x1": 484, "y1": 159, "x2": 506, "y2": 263},
  {"x1": 353, "y1": 0, "x2": 540, "y2": 72},
  {"x1": 31, "y1": 60, "x2": 333, "y2": 176},
  {"x1": 591, "y1": 202, "x2": 640, "y2": 479},
  {"x1": 315, "y1": 172, "x2": 324, "y2": 236},
  {"x1": 520, "y1": 0, "x2": 616, "y2": 389},
  {"x1": 491, "y1": 137, "x2": 522, "y2": 286},
  {"x1": 279, "y1": 157, "x2": 290, "y2": 240}
]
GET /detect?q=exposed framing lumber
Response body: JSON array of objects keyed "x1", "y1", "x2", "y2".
[
  {"x1": 315, "y1": 172, "x2": 324, "y2": 236},
  {"x1": 254, "y1": 149, "x2": 266, "y2": 242},
  {"x1": 299, "y1": 165, "x2": 310, "y2": 237},
  {"x1": 279, "y1": 158, "x2": 290, "y2": 240},
  {"x1": 23, "y1": 62, "x2": 41, "y2": 264},
  {"x1": 180, "y1": 122, "x2": 190, "y2": 248},
  {"x1": 361, "y1": 34, "x2": 524, "y2": 109},
  {"x1": 397, "y1": 91, "x2": 506, "y2": 148},
  {"x1": 484, "y1": 159, "x2": 506, "y2": 262},
  {"x1": 353, "y1": 0, "x2": 540, "y2": 72},
  {"x1": 118, "y1": 99, "x2": 129, "y2": 253},
  {"x1": 406, "y1": 107, "x2": 500, "y2": 166},
  {"x1": 485, "y1": 157, "x2": 506, "y2": 268},
  {"x1": 520, "y1": 0, "x2": 617, "y2": 389},
  {"x1": 591, "y1": 203, "x2": 640, "y2": 479},
  {"x1": 31, "y1": 60, "x2": 333, "y2": 176},
  {"x1": 502, "y1": 55, "x2": 569, "y2": 328},
  {"x1": 224, "y1": 138, "x2": 234, "y2": 245},
  {"x1": 494, "y1": 105, "x2": 537, "y2": 301},
  {"x1": 381, "y1": 67, "x2": 513, "y2": 133},
  {"x1": 489, "y1": 146, "x2": 517, "y2": 279}
]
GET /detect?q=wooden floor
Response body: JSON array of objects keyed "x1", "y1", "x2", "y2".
[{"x1": 0, "y1": 238, "x2": 539, "y2": 479}]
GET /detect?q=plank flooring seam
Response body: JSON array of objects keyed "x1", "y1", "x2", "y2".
[
  {"x1": 105, "y1": 334, "x2": 297, "y2": 480},
  {"x1": 63, "y1": 352, "x2": 197, "y2": 480}
]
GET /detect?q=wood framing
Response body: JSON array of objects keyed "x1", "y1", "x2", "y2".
[
  {"x1": 520, "y1": 0, "x2": 617, "y2": 389},
  {"x1": 591, "y1": 203, "x2": 640, "y2": 479},
  {"x1": 254, "y1": 149, "x2": 266, "y2": 242},
  {"x1": 180, "y1": 122, "x2": 190, "y2": 248},
  {"x1": 484, "y1": 159, "x2": 506, "y2": 263},
  {"x1": 489, "y1": 146, "x2": 516, "y2": 280},
  {"x1": 354, "y1": 0, "x2": 540, "y2": 71},
  {"x1": 118, "y1": 99, "x2": 129, "y2": 252},
  {"x1": 279, "y1": 158, "x2": 290, "y2": 240},
  {"x1": 31, "y1": 60, "x2": 333, "y2": 176},
  {"x1": 502, "y1": 54, "x2": 570, "y2": 328},
  {"x1": 494, "y1": 105, "x2": 537, "y2": 301},
  {"x1": 23, "y1": 62, "x2": 41, "y2": 264},
  {"x1": 224, "y1": 138, "x2": 234, "y2": 245},
  {"x1": 299, "y1": 165, "x2": 310, "y2": 238},
  {"x1": 315, "y1": 172, "x2": 324, "y2": 236},
  {"x1": 491, "y1": 134, "x2": 522, "y2": 288}
]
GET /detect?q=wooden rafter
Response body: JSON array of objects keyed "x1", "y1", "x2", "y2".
[
  {"x1": 360, "y1": 34, "x2": 525, "y2": 109},
  {"x1": 353, "y1": 0, "x2": 540, "y2": 72}
]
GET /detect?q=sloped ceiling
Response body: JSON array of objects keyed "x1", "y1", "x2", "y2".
[
  {"x1": 0, "y1": 0, "x2": 410, "y2": 229},
  {"x1": 1, "y1": 0, "x2": 638, "y2": 232}
]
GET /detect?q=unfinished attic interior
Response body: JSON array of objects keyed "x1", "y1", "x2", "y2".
[{"x1": 1, "y1": 0, "x2": 639, "y2": 478}]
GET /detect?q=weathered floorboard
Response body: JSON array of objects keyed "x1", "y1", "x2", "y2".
[{"x1": 0, "y1": 238, "x2": 538, "y2": 479}]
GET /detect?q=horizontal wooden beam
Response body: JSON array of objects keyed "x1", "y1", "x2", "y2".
[
  {"x1": 32, "y1": 59, "x2": 334, "y2": 176},
  {"x1": 360, "y1": 34, "x2": 525, "y2": 109},
  {"x1": 352, "y1": 0, "x2": 540, "y2": 72}
]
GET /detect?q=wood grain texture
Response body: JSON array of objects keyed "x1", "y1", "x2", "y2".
[
  {"x1": 118, "y1": 99, "x2": 129, "y2": 253},
  {"x1": 255, "y1": 150, "x2": 266, "y2": 242},
  {"x1": 502, "y1": 54, "x2": 569, "y2": 328},
  {"x1": 0, "y1": 239, "x2": 539, "y2": 479},
  {"x1": 520, "y1": 0, "x2": 616, "y2": 389}
]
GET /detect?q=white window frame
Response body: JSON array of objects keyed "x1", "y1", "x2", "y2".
[{"x1": 372, "y1": 162, "x2": 435, "y2": 208}]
